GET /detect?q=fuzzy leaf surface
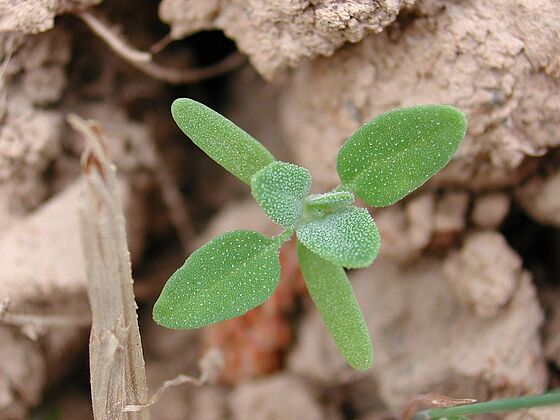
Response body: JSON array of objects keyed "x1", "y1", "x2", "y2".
[
  {"x1": 172, "y1": 98, "x2": 275, "y2": 184},
  {"x1": 337, "y1": 105, "x2": 467, "y2": 207},
  {"x1": 305, "y1": 191, "x2": 355, "y2": 214},
  {"x1": 251, "y1": 161, "x2": 311, "y2": 228},
  {"x1": 296, "y1": 207, "x2": 380, "y2": 268},
  {"x1": 297, "y1": 242, "x2": 373, "y2": 370},
  {"x1": 153, "y1": 230, "x2": 280, "y2": 329}
]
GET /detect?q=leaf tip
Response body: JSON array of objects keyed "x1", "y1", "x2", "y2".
[
  {"x1": 440, "y1": 103, "x2": 468, "y2": 137},
  {"x1": 171, "y1": 98, "x2": 192, "y2": 131},
  {"x1": 152, "y1": 297, "x2": 172, "y2": 328}
]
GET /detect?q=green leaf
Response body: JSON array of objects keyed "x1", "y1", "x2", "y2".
[
  {"x1": 336, "y1": 105, "x2": 467, "y2": 207},
  {"x1": 297, "y1": 242, "x2": 373, "y2": 370},
  {"x1": 172, "y1": 98, "x2": 275, "y2": 184},
  {"x1": 153, "y1": 230, "x2": 281, "y2": 329},
  {"x1": 251, "y1": 161, "x2": 311, "y2": 228},
  {"x1": 305, "y1": 191, "x2": 355, "y2": 213},
  {"x1": 296, "y1": 206, "x2": 380, "y2": 268}
]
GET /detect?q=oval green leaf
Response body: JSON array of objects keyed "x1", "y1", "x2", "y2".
[
  {"x1": 153, "y1": 230, "x2": 281, "y2": 329},
  {"x1": 172, "y1": 98, "x2": 275, "y2": 184},
  {"x1": 336, "y1": 105, "x2": 467, "y2": 207},
  {"x1": 251, "y1": 161, "x2": 311, "y2": 228},
  {"x1": 297, "y1": 242, "x2": 373, "y2": 370},
  {"x1": 296, "y1": 207, "x2": 380, "y2": 269}
]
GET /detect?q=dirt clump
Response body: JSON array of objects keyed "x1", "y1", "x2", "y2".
[
  {"x1": 0, "y1": 29, "x2": 71, "y2": 220},
  {"x1": 159, "y1": 0, "x2": 415, "y2": 80},
  {"x1": 0, "y1": 0, "x2": 101, "y2": 34}
]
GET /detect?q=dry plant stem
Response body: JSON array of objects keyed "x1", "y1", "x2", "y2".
[
  {"x1": 150, "y1": 34, "x2": 172, "y2": 54},
  {"x1": 77, "y1": 11, "x2": 152, "y2": 63},
  {"x1": 71, "y1": 114, "x2": 150, "y2": 420},
  {"x1": 77, "y1": 10, "x2": 246, "y2": 84},
  {"x1": 128, "y1": 46, "x2": 244, "y2": 85}
]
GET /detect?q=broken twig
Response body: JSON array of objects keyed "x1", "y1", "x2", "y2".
[
  {"x1": 76, "y1": 10, "x2": 245, "y2": 85},
  {"x1": 71, "y1": 114, "x2": 150, "y2": 419},
  {"x1": 77, "y1": 11, "x2": 152, "y2": 63}
]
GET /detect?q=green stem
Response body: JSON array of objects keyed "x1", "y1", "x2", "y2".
[{"x1": 413, "y1": 392, "x2": 560, "y2": 419}]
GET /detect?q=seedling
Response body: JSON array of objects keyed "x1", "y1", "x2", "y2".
[{"x1": 153, "y1": 98, "x2": 467, "y2": 370}]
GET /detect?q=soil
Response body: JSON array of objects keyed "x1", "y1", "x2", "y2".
[{"x1": 1, "y1": 0, "x2": 559, "y2": 419}]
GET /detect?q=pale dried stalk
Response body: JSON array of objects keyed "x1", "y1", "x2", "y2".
[
  {"x1": 71, "y1": 114, "x2": 150, "y2": 420},
  {"x1": 78, "y1": 11, "x2": 152, "y2": 63}
]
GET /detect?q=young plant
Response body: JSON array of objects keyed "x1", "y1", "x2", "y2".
[{"x1": 153, "y1": 98, "x2": 467, "y2": 370}]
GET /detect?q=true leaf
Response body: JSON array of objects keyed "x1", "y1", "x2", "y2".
[
  {"x1": 296, "y1": 207, "x2": 380, "y2": 268},
  {"x1": 153, "y1": 230, "x2": 281, "y2": 329},
  {"x1": 172, "y1": 98, "x2": 275, "y2": 184},
  {"x1": 251, "y1": 161, "x2": 311, "y2": 228},
  {"x1": 336, "y1": 105, "x2": 467, "y2": 207},
  {"x1": 297, "y1": 242, "x2": 373, "y2": 370},
  {"x1": 305, "y1": 191, "x2": 355, "y2": 214}
]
